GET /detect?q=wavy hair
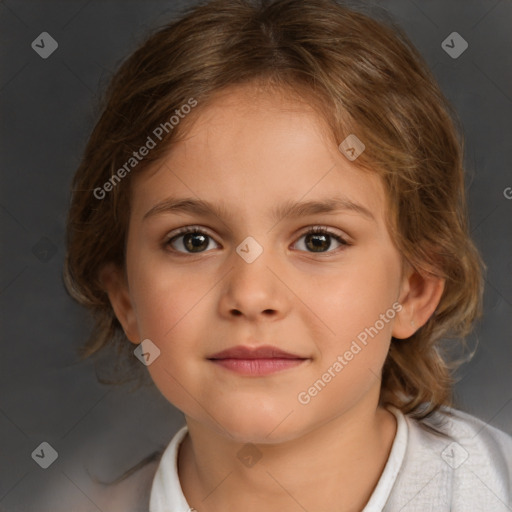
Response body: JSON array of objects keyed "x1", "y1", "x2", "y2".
[{"x1": 64, "y1": 0, "x2": 484, "y2": 428}]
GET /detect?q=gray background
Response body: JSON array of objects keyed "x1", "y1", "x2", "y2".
[{"x1": 1, "y1": 1, "x2": 511, "y2": 511}]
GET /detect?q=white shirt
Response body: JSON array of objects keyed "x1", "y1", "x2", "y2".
[{"x1": 149, "y1": 406, "x2": 512, "y2": 512}]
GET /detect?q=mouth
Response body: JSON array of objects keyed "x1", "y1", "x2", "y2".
[{"x1": 207, "y1": 345, "x2": 309, "y2": 376}]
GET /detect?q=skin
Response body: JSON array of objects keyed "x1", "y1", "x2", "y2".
[{"x1": 101, "y1": 83, "x2": 445, "y2": 512}]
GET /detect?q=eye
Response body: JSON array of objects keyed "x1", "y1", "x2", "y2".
[
  {"x1": 164, "y1": 227, "x2": 219, "y2": 254},
  {"x1": 292, "y1": 226, "x2": 349, "y2": 254},
  {"x1": 164, "y1": 225, "x2": 350, "y2": 255}
]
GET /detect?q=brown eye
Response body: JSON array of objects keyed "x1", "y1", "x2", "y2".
[
  {"x1": 164, "y1": 226, "x2": 349, "y2": 255},
  {"x1": 293, "y1": 227, "x2": 349, "y2": 254},
  {"x1": 165, "y1": 228, "x2": 219, "y2": 253}
]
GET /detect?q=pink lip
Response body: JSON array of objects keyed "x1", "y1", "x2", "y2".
[
  {"x1": 208, "y1": 345, "x2": 303, "y2": 360},
  {"x1": 208, "y1": 345, "x2": 309, "y2": 376},
  {"x1": 210, "y1": 358, "x2": 306, "y2": 375}
]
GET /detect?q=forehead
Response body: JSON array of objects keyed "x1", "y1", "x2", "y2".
[{"x1": 129, "y1": 83, "x2": 388, "y2": 227}]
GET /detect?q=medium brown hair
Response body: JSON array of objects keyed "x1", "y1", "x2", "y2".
[{"x1": 64, "y1": 0, "x2": 484, "y2": 423}]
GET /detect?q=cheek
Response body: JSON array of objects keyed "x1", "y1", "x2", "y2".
[
  {"x1": 130, "y1": 263, "x2": 210, "y2": 412},
  {"x1": 129, "y1": 252, "x2": 207, "y2": 338},
  {"x1": 128, "y1": 255, "x2": 211, "y2": 360},
  {"x1": 311, "y1": 253, "x2": 399, "y2": 318},
  {"x1": 302, "y1": 251, "x2": 399, "y2": 364}
]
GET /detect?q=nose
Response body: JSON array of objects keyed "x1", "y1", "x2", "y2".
[{"x1": 218, "y1": 240, "x2": 290, "y2": 322}]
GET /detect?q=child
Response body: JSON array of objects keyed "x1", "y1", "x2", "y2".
[{"x1": 64, "y1": 0, "x2": 512, "y2": 510}]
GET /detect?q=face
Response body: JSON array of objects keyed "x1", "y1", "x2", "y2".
[{"x1": 106, "y1": 84, "x2": 423, "y2": 444}]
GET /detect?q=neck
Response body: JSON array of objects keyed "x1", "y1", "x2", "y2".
[{"x1": 178, "y1": 392, "x2": 397, "y2": 512}]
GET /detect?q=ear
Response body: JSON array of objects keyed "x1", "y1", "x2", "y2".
[
  {"x1": 99, "y1": 262, "x2": 140, "y2": 344},
  {"x1": 392, "y1": 264, "x2": 445, "y2": 339}
]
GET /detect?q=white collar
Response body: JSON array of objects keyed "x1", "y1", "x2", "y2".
[{"x1": 149, "y1": 406, "x2": 408, "y2": 512}]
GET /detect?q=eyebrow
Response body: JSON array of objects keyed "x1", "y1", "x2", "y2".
[{"x1": 142, "y1": 196, "x2": 376, "y2": 223}]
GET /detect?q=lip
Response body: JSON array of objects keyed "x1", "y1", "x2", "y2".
[
  {"x1": 208, "y1": 345, "x2": 309, "y2": 376},
  {"x1": 208, "y1": 345, "x2": 304, "y2": 360}
]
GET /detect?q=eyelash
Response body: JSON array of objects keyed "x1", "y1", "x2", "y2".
[{"x1": 163, "y1": 225, "x2": 350, "y2": 255}]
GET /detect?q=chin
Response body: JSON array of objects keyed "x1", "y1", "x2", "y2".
[{"x1": 216, "y1": 409, "x2": 303, "y2": 445}]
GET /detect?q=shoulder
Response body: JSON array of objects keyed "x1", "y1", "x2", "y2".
[
  {"x1": 385, "y1": 406, "x2": 512, "y2": 511},
  {"x1": 414, "y1": 406, "x2": 512, "y2": 473},
  {"x1": 435, "y1": 407, "x2": 512, "y2": 464}
]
